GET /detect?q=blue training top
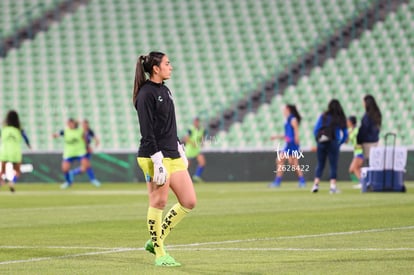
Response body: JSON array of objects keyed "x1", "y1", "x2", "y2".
[
  {"x1": 284, "y1": 114, "x2": 299, "y2": 151},
  {"x1": 284, "y1": 115, "x2": 296, "y2": 144}
]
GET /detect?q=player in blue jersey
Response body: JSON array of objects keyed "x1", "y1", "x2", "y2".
[
  {"x1": 71, "y1": 119, "x2": 101, "y2": 186},
  {"x1": 270, "y1": 104, "x2": 306, "y2": 188}
]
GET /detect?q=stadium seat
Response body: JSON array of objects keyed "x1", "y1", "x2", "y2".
[{"x1": 1, "y1": 0, "x2": 399, "y2": 150}]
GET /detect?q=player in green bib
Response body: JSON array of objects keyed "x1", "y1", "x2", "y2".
[
  {"x1": 346, "y1": 116, "x2": 364, "y2": 184},
  {"x1": 0, "y1": 110, "x2": 31, "y2": 192},
  {"x1": 183, "y1": 117, "x2": 206, "y2": 182},
  {"x1": 53, "y1": 118, "x2": 97, "y2": 189}
]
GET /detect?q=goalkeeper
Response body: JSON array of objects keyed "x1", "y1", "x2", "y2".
[{"x1": 133, "y1": 51, "x2": 197, "y2": 267}]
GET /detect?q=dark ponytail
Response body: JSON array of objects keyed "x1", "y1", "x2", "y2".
[
  {"x1": 132, "y1": 51, "x2": 165, "y2": 107},
  {"x1": 326, "y1": 99, "x2": 347, "y2": 128},
  {"x1": 364, "y1": 94, "x2": 382, "y2": 128},
  {"x1": 132, "y1": 55, "x2": 147, "y2": 105},
  {"x1": 287, "y1": 104, "x2": 302, "y2": 124}
]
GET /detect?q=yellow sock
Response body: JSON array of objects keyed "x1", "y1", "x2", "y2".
[
  {"x1": 161, "y1": 203, "x2": 191, "y2": 241},
  {"x1": 147, "y1": 207, "x2": 166, "y2": 257}
]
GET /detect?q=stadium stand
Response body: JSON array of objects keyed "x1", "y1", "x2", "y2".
[
  {"x1": 0, "y1": 0, "x2": 60, "y2": 37},
  {"x1": 213, "y1": 1, "x2": 414, "y2": 149},
  {"x1": 0, "y1": 0, "x2": 411, "y2": 150}
]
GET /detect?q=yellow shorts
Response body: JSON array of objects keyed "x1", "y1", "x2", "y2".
[{"x1": 137, "y1": 157, "x2": 187, "y2": 183}]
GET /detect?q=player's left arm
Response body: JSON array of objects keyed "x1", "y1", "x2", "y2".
[
  {"x1": 21, "y1": 129, "x2": 31, "y2": 149},
  {"x1": 90, "y1": 129, "x2": 100, "y2": 147}
]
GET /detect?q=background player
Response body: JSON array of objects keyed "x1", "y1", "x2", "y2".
[
  {"x1": 0, "y1": 110, "x2": 31, "y2": 192},
  {"x1": 346, "y1": 116, "x2": 363, "y2": 186},
  {"x1": 53, "y1": 118, "x2": 99, "y2": 189},
  {"x1": 183, "y1": 117, "x2": 206, "y2": 182},
  {"x1": 269, "y1": 104, "x2": 306, "y2": 188},
  {"x1": 71, "y1": 119, "x2": 101, "y2": 186}
]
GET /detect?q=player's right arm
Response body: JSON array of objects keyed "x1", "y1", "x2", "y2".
[
  {"x1": 270, "y1": 134, "x2": 284, "y2": 140},
  {"x1": 52, "y1": 130, "x2": 64, "y2": 139},
  {"x1": 184, "y1": 129, "x2": 198, "y2": 146}
]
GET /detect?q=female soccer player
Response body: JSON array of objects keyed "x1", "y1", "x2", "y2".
[
  {"x1": 71, "y1": 119, "x2": 101, "y2": 186},
  {"x1": 269, "y1": 104, "x2": 305, "y2": 188},
  {"x1": 346, "y1": 116, "x2": 363, "y2": 183},
  {"x1": 0, "y1": 110, "x2": 31, "y2": 192},
  {"x1": 183, "y1": 117, "x2": 206, "y2": 182},
  {"x1": 133, "y1": 51, "x2": 196, "y2": 267},
  {"x1": 53, "y1": 118, "x2": 96, "y2": 189},
  {"x1": 357, "y1": 94, "x2": 382, "y2": 164},
  {"x1": 312, "y1": 99, "x2": 348, "y2": 194}
]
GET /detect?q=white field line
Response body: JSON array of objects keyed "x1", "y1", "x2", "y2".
[
  {"x1": 174, "y1": 247, "x2": 414, "y2": 252},
  {"x1": 169, "y1": 225, "x2": 414, "y2": 248},
  {"x1": 0, "y1": 225, "x2": 413, "y2": 265}
]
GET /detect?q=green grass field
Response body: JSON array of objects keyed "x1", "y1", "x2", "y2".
[{"x1": 1, "y1": 182, "x2": 413, "y2": 275}]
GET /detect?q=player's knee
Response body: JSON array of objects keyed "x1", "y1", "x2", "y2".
[
  {"x1": 182, "y1": 198, "x2": 196, "y2": 210},
  {"x1": 61, "y1": 164, "x2": 70, "y2": 172},
  {"x1": 151, "y1": 197, "x2": 168, "y2": 209}
]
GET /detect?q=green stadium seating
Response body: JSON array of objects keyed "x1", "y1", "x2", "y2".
[
  {"x1": 0, "y1": 0, "x2": 387, "y2": 150},
  {"x1": 212, "y1": 2, "x2": 414, "y2": 149}
]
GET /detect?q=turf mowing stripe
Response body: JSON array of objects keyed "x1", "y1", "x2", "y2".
[
  {"x1": 0, "y1": 203, "x2": 142, "y2": 213},
  {"x1": 0, "y1": 190, "x2": 147, "y2": 196},
  {"x1": 1, "y1": 225, "x2": 413, "y2": 265},
  {"x1": 0, "y1": 248, "x2": 139, "y2": 265},
  {"x1": 0, "y1": 246, "x2": 129, "y2": 250}
]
